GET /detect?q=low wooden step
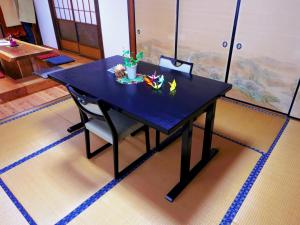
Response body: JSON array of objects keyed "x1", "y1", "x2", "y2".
[{"x1": 0, "y1": 75, "x2": 59, "y2": 103}]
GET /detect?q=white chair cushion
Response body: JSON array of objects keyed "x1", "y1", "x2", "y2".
[
  {"x1": 85, "y1": 110, "x2": 143, "y2": 144},
  {"x1": 159, "y1": 57, "x2": 191, "y2": 73}
]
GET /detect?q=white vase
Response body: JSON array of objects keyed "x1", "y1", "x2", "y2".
[{"x1": 126, "y1": 65, "x2": 137, "y2": 80}]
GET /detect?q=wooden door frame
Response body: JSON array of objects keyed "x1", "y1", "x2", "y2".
[
  {"x1": 127, "y1": 0, "x2": 137, "y2": 57},
  {"x1": 48, "y1": 0, "x2": 104, "y2": 58}
]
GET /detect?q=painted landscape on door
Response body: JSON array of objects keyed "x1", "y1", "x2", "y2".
[
  {"x1": 177, "y1": 0, "x2": 237, "y2": 82},
  {"x1": 227, "y1": 0, "x2": 300, "y2": 113},
  {"x1": 135, "y1": 0, "x2": 176, "y2": 64},
  {"x1": 228, "y1": 57, "x2": 299, "y2": 112}
]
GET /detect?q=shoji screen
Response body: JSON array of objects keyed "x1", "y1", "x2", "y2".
[
  {"x1": 177, "y1": 0, "x2": 236, "y2": 81},
  {"x1": 52, "y1": 0, "x2": 102, "y2": 59},
  {"x1": 227, "y1": 0, "x2": 300, "y2": 113},
  {"x1": 135, "y1": 0, "x2": 176, "y2": 64}
]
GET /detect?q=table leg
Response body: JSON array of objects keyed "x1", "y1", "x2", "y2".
[
  {"x1": 16, "y1": 58, "x2": 34, "y2": 78},
  {"x1": 166, "y1": 101, "x2": 218, "y2": 202}
]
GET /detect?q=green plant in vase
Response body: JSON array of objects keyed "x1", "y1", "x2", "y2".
[{"x1": 122, "y1": 50, "x2": 143, "y2": 79}]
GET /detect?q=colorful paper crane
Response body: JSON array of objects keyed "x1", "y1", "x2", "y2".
[
  {"x1": 147, "y1": 71, "x2": 159, "y2": 81},
  {"x1": 144, "y1": 73, "x2": 165, "y2": 90},
  {"x1": 169, "y1": 79, "x2": 176, "y2": 92}
]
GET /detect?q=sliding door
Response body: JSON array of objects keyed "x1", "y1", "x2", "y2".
[
  {"x1": 291, "y1": 81, "x2": 300, "y2": 119},
  {"x1": 177, "y1": 0, "x2": 237, "y2": 81},
  {"x1": 135, "y1": 0, "x2": 176, "y2": 64},
  {"x1": 227, "y1": 0, "x2": 300, "y2": 112},
  {"x1": 51, "y1": 0, "x2": 103, "y2": 59}
]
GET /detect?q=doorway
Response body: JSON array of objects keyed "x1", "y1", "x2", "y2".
[{"x1": 49, "y1": 0, "x2": 104, "y2": 59}]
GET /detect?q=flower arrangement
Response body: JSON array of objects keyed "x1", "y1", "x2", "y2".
[
  {"x1": 122, "y1": 50, "x2": 144, "y2": 79},
  {"x1": 122, "y1": 50, "x2": 144, "y2": 68}
]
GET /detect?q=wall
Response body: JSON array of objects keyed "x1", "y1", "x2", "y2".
[
  {"x1": 33, "y1": 0, "x2": 58, "y2": 48},
  {"x1": 34, "y1": 0, "x2": 130, "y2": 57},
  {"x1": 98, "y1": 0, "x2": 130, "y2": 57},
  {"x1": 135, "y1": 0, "x2": 300, "y2": 115}
]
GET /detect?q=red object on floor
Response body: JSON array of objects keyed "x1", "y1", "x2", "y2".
[
  {"x1": 0, "y1": 71, "x2": 5, "y2": 78},
  {"x1": 36, "y1": 52, "x2": 60, "y2": 60}
]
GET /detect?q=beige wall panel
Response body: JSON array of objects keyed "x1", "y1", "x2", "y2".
[
  {"x1": 177, "y1": 0, "x2": 236, "y2": 81},
  {"x1": 0, "y1": 0, "x2": 21, "y2": 27},
  {"x1": 227, "y1": 0, "x2": 300, "y2": 112},
  {"x1": 135, "y1": 0, "x2": 176, "y2": 64},
  {"x1": 17, "y1": 0, "x2": 36, "y2": 24}
]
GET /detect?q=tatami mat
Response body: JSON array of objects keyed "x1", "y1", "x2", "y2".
[
  {"x1": 1, "y1": 131, "x2": 148, "y2": 225},
  {"x1": 0, "y1": 96, "x2": 294, "y2": 225},
  {"x1": 0, "y1": 108, "x2": 72, "y2": 169},
  {"x1": 0, "y1": 186, "x2": 28, "y2": 225},
  {"x1": 69, "y1": 129, "x2": 260, "y2": 225},
  {"x1": 234, "y1": 119, "x2": 300, "y2": 225},
  {"x1": 196, "y1": 99, "x2": 286, "y2": 152},
  {"x1": 47, "y1": 99, "x2": 80, "y2": 125}
]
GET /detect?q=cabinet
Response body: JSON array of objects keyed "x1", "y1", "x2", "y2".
[
  {"x1": 177, "y1": 0, "x2": 237, "y2": 81},
  {"x1": 135, "y1": 0, "x2": 176, "y2": 64},
  {"x1": 227, "y1": 0, "x2": 300, "y2": 113}
]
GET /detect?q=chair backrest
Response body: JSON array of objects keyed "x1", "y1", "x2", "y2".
[
  {"x1": 67, "y1": 85, "x2": 118, "y2": 138},
  {"x1": 66, "y1": 85, "x2": 104, "y2": 118},
  {"x1": 159, "y1": 55, "x2": 193, "y2": 76}
]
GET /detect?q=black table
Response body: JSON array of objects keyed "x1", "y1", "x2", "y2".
[{"x1": 49, "y1": 55, "x2": 232, "y2": 201}]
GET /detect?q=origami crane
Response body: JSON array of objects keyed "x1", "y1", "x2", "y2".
[
  {"x1": 169, "y1": 79, "x2": 176, "y2": 92},
  {"x1": 147, "y1": 71, "x2": 159, "y2": 81},
  {"x1": 144, "y1": 73, "x2": 165, "y2": 90},
  {"x1": 152, "y1": 81, "x2": 163, "y2": 90}
]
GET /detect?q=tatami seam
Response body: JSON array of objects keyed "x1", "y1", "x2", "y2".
[
  {"x1": 0, "y1": 96, "x2": 71, "y2": 126},
  {"x1": 193, "y1": 123, "x2": 265, "y2": 155},
  {"x1": 220, "y1": 117, "x2": 290, "y2": 225},
  {"x1": 0, "y1": 129, "x2": 83, "y2": 175},
  {"x1": 220, "y1": 97, "x2": 285, "y2": 118}
]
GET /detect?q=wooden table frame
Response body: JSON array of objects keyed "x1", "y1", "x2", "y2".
[{"x1": 0, "y1": 40, "x2": 52, "y2": 79}]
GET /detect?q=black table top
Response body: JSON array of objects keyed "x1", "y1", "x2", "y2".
[{"x1": 49, "y1": 55, "x2": 232, "y2": 134}]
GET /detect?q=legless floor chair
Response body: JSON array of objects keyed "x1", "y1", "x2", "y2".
[
  {"x1": 156, "y1": 55, "x2": 194, "y2": 148},
  {"x1": 67, "y1": 85, "x2": 151, "y2": 179}
]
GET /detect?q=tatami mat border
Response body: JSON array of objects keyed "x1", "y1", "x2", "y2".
[
  {"x1": 0, "y1": 178, "x2": 37, "y2": 225},
  {"x1": 56, "y1": 124, "x2": 267, "y2": 224},
  {"x1": 193, "y1": 123, "x2": 265, "y2": 155},
  {"x1": 0, "y1": 95, "x2": 71, "y2": 126},
  {"x1": 0, "y1": 129, "x2": 83, "y2": 175},
  {"x1": 0, "y1": 124, "x2": 268, "y2": 225},
  {"x1": 0, "y1": 96, "x2": 288, "y2": 224},
  {"x1": 221, "y1": 97, "x2": 286, "y2": 118},
  {"x1": 55, "y1": 150, "x2": 156, "y2": 225},
  {"x1": 220, "y1": 117, "x2": 290, "y2": 225}
]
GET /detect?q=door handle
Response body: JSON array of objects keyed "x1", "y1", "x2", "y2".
[
  {"x1": 236, "y1": 43, "x2": 242, "y2": 50},
  {"x1": 222, "y1": 41, "x2": 228, "y2": 48},
  {"x1": 137, "y1": 29, "x2": 141, "y2": 35}
]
